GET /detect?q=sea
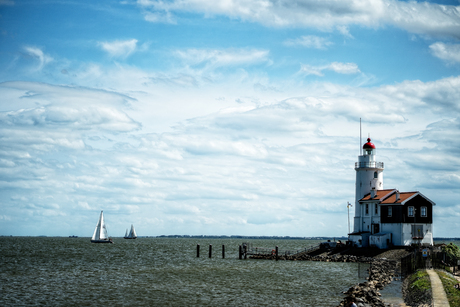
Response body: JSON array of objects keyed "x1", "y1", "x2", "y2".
[{"x1": 3, "y1": 237, "x2": 455, "y2": 306}]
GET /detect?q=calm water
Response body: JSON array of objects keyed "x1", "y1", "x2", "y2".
[{"x1": 1, "y1": 237, "x2": 369, "y2": 306}]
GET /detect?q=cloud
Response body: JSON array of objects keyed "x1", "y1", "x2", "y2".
[
  {"x1": 284, "y1": 35, "x2": 333, "y2": 49},
  {"x1": 429, "y1": 42, "x2": 460, "y2": 64},
  {"x1": 137, "y1": 0, "x2": 460, "y2": 38},
  {"x1": 336, "y1": 25, "x2": 354, "y2": 38},
  {"x1": 23, "y1": 46, "x2": 53, "y2": 71},
  {"x1": 173, "y1": 48, "x2": 270, "y2": 69},
  {"x1": 0, "y1": 81, "x2": 141, "y2": 157},
  {"x1": 98, "y1": 39, "x2": 138, "y2": 58},
  {"x1": 143, "y1": 11, "x2": 176, "y2": 24},
  {"x1": 299, "y1": 62, "x2": 361, "y2": 76},
  {"x1": 2, "y1": 73, "x2": 460, "y2": 237}
]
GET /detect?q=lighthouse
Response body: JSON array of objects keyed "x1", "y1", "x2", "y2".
[
  {"x1": 348, "y1": 136, "x2": 435, "y2": 248},
  {"x1": 353, "y1": 138, "x2": 384, "y2": 233}
]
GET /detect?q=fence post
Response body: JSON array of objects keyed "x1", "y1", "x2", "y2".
[
  {"x1": 197, "y1": 244, "x2": 200, "y2": 258},
  {"x1": 239, "y1": 245, "x2": 242, "y2": 259},
  {"x1": 222, "y1": 245, "x2": 225, "y2": 259},
  {"x1": 276, "y1": 246, "x2": 279, "y2": 261}
]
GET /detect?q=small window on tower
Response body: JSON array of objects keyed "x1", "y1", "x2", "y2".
[{"x1": 374, "y1": 172, "x2": 378, "y2": 179}]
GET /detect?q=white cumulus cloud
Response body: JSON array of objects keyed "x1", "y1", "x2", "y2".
[
  {"x1": 137, "y1": 0, "x2": 460, "y2": 38},
  {"x1": 284, "y1": 35, "x2": 333, "y2": 49},
  {"x1": 174, "y1": 48, "x2": 270, "y2": 69},
  {"x1": 429, "y1": 42, "x2": 460, "y2": 64},
  {"x1": 299, "y1": 62, "x2": 361, "y2": 76},
  {"x1": 98, "y1": 39, "x2": 139, "y2": 58}
]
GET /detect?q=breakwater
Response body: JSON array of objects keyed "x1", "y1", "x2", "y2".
[{"x1": 338, "y1": 259, "x2": 397, "y2": 307}]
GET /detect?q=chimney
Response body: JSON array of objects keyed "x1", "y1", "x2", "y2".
[
  {"x1": 371, "y1": 187, "x2": 376, "y2": 198},
  {"x1": 395, "y1": 191, "x2": 400, "y2": 202}
]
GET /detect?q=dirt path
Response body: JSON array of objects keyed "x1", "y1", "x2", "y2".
[{"x1": 427, "y1": 269, "x2": 450, "y2": 307}]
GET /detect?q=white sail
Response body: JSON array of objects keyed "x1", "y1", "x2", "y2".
[
  {"x1": 129, "y1": 224, "x2": 137, "y2": 238},
  {"x1": 92, "y1": 211, "x2": 108, "y2": 240},
  {"x1": 124, "y1": 229, "x2": 128, "y2": 237},
  {"x1": 100, "y1": 213, "x2": 108, "y2": 240}
]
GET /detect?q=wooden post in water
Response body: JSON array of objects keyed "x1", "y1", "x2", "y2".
[
  {"x1": 239, "y1": 245, "x2": 242, "y2": 259},
  {"x1": 275, "y1": 246, "x2": 279, "y2": 261},
  {"x1": 209, "y1": 244, "x2": 212, "y2": 258},
  {"x1": 222, "y1": 245, "x2": 225, "y2": 259},
  {"x1": 197, "y1": 244, "x2": 200, "y2": 257}
]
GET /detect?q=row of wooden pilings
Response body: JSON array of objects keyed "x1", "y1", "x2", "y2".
[
  {"x1": 196, "y1": 244, "x2": 280, "y2": 260},
  {"x1": 196, "y1": 244, "x2": 226, "y2": 258}
]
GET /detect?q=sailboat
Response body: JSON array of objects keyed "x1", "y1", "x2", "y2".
[
  {"x1": 124, "y1": 224, "x2": 137, "y2": 239},
  {"x1": 91, "y1": 211, "x2": 113, "y2": 243}
]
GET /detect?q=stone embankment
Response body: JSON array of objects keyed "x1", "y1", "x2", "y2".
[{"x1": 337, "y1": 259, "x2": 397, "y2": 307}]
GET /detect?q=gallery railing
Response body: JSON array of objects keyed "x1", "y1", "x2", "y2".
[{"x1": 355, "y1": 162, "x2": 384, "y2": 169}]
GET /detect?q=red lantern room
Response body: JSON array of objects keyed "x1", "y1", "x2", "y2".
[{"x1": 363, "y1": 138, "x2": 375, "y2": 155}]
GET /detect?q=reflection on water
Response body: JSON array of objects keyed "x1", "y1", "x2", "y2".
[
  {"x1": 1, "y1": 237, "x2": 370, "y2": 306},
  {"x1": 380, "y1": 278, "x2": 404, "y2": 305}
]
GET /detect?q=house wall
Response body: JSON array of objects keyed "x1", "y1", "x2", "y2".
[
  {"x1": 381, "y1": 196, "x2": 432, "y2": 224},
  {"x1": 402, "y1": 223, "x2": 434, "y2": 246},
  {"x1": 369, "y1": 233, "x2": 392, "y2": 249},
  {"x1": 349, "y1": 233, "x2": 371, "y2": 248},
  {"x1": 381, "y1": 223, "x2": 402, "y2": 246}
]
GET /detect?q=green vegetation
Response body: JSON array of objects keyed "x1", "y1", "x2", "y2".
[
  {"x1": 442, "y1": 243, "x2": 460, "y2": 265},
  {"x1": 409, "y1": 270, "x2": 431, "y2": 291},
  {"x1": 437, "y1": 271, "x2": 460, "y2": 307},
  {"x1": 404, "y1": 270, "x2": 432, "y2": 306}
]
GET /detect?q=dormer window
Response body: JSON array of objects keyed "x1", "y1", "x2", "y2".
[{"x1": 408, "y1": 206, "x2": 414, "y2": 217}]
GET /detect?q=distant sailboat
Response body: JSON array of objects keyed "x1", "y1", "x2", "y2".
[
  {"x1": 124, "y1": 224, "x2": 137, "y2": 239},
  {"x1": 91, "y1": 211, "x2": 113, "y2": 243}
]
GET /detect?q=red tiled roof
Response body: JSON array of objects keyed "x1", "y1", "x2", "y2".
[
  {"x1": 359, "y1": 189, "x2": 434, "y2": 206},
  {"x1": 360, "y1": 189, "x2": 395, "y2": 201},
  {"x1": 381, "y1": 192, "x2": 418, "y2": 204}
]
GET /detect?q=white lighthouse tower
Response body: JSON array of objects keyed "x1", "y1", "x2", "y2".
[{"x1": 353, "y1": 138, "x2": 384, "y2": 233}]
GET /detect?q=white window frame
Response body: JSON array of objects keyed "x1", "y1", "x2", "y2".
[
  {"x1": 421, "y1": 206, "x2": 427, "y2": 217},
  {"x1": 408, "y1": 206, "x2": 414, "y2": 217}
]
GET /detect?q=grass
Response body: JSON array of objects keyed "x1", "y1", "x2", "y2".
[
  {"x1": 404, "y1": 270, "x2": 432, "y2": 306},
  {"x1": 437, "y1": 270, "x2": 460, "y2": 307},
  {"x1": 409, "y1": 270, "x2": 431, "y2": 291}
]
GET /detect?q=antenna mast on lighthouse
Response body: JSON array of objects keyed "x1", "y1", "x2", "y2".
[{"x1": 360, "y1": 118, "x2": 362, "y2": 155}]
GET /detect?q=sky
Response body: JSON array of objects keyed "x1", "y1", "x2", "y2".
[{"x1": 0, "y1": 0, "x2": 460, "y2": 238}]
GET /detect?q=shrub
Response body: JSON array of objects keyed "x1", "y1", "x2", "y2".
[{"x1": 442, "y1": 243, "x2": 460, "y2": 265}]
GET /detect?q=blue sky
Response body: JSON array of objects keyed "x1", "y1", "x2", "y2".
[{"x1": 1, "y1": 0, "x2": 460, "y2": 237}]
